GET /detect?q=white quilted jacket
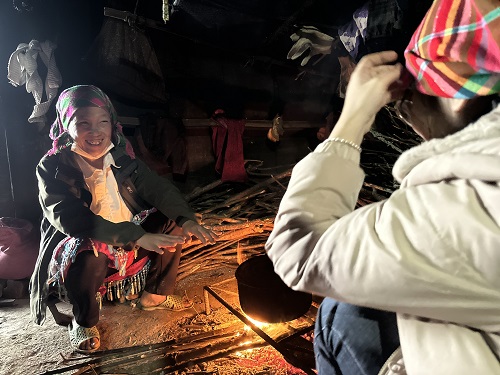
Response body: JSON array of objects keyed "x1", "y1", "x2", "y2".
[{"x1": 266, "y1": 105, "x2": 500, "y2": 374}]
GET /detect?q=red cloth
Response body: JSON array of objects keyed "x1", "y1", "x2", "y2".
[
  {"x1": 51, "y1": 237, "x2": 150, "y2": 282},
  {"x1": 211, "y1": 110, "x2": 247, "y2": 183}
]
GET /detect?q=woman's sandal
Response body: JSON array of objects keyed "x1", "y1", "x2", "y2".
[
  {"x1": 68, "y1": 319, "x2": 100, "y2": 354},
  {"x1": 139, "y1": 294, "x2": 193, "y2": 311}
]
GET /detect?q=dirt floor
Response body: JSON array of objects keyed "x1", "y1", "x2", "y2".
[
  {"x1": 0, "y1": 160, "x2": 321, "y2": 375},
  {"x1": 0, "y1": 264, "x2": 318, "y2": 375}
]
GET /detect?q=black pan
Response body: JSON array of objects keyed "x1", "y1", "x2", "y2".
[{"x1": 235, "y1": 254, "x2": 312, "y2": 323}]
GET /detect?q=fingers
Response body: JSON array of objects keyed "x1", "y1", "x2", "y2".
[
  {"x1": 137, "y1": 233, "x2": 187, "y2": 255},
  {"x1": 358, "y1": 50, "x2": 398, "y2": 68},
  {"x1": 160, "y1": 247, "x2": 178, "y2": 253},
  {"x1": 199, "y1": 227, "x2": 218, "y2": 245},
  {"x1": 154, "y1": 235, "x2": 185, "y2": 254},
  {"x1": 182, "y1": 221, "x2": 218, "y2": 245},
  {"x1": 160, "y1": 235, "x2": 185, "y2": 246},
  {"x1": 151, "y1": 247, "x2": 164, "y2": 255},
  {"x1": 190, "y1": 226, "x2": 217, "y2": 245},
  {"x1": 357, "y1": 51, "x2": 403, "y2": 94},
  {"x1": 377, "y1": 63, "x2": 403, "y2": 85},
  {"x1": 378, "y1": 65, "x2": 405, "y2": 105},
  {"x1": 337, "y1": 50, "x2": 408, "y2": 134}
]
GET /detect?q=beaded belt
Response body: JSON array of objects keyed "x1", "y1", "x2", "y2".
[{"x1": 96, "y1": 260, "x2": 151, "y2": 307}]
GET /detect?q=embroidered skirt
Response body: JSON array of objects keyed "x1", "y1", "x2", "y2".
[
  {"x1": 47, "y1": 208, "x2": 163, "y2": 304},
  {"x1": 47, "y1": 236, "x2": 151, "y2": 304}
]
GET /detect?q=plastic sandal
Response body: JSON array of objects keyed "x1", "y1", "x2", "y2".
[
  {"x1": 139, "y1": 294, "x2": 193, "y2": 311},
  {"x1": 68, "y1": 320, "x2": 100, "y2": 354}
]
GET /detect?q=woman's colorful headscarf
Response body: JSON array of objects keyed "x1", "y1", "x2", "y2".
[
  {"x1": 404, "y1": 0, "x2": 500, "y2": 98},
  {"x1": 48, "y1": 85, "x2": 134, "y2": 157}
]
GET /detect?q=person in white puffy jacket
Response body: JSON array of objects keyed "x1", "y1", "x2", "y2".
[{"x1": 265, "y1": 1, "x2": 500, "y2": 374}]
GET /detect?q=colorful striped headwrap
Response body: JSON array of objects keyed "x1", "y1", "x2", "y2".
[
  {"x1": 48, "y1": 85, "x2": 134, "y2": 158},
  {"x1": 404, "y1": 0, "x2": 500, "y2": 98}
]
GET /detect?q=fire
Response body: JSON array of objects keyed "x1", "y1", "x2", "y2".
[
  {"x1": 234, "y1": 346, "x2": 254, "y2": 357},
  {"x1": 233, "y1": 316, "x2": 272, "y2": 355},
  {"x1": 243, "y1": 315, "x2": 270, "y2": 331}
]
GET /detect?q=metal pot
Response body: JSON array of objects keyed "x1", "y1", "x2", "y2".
[{"x1": 235, "y1": 254, "x2": 312, "y2": 323}]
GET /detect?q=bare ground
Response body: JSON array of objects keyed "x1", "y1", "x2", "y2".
[{"x1": 0, "y1": 266, "x2": 316, "y2": 375}]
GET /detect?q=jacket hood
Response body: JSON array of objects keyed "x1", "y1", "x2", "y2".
[{"x1": 393, "y1": 105, "x2": 500, "y2": 187}]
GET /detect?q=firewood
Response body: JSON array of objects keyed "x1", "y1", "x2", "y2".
[{"x1": 185, "y1": 179, "x2": 223, "y2": 202}]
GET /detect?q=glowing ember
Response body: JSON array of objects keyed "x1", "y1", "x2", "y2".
[
  {"x1": 234, "y1": 346, "x2": 255, "y2": 356},
  {"x1": 243, "y1": 315, "x2": 271, "y2": 331}
]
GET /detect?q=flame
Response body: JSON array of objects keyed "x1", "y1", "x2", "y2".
[
  {"x1": 235, "y1": 341, "x2": 260, "y2": 356},
  {"x1": 237, "y1": 340, "x2": 255, "y2": 349},
  {"x1": 236, "y1": 316, "x2": 271, "y2": 355},
  {"x1": 234, "y1": 315, "x2": 281, "y2": 357},
  {"x1": 243, "y1": 316, "x2": 270, "y2": 331}
]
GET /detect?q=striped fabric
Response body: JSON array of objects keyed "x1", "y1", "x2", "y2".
[
  {"x1": 404, "y1": 0, "x2": 500, "y2": 98},
  {"x1": 49, "y1": 85, "x2": 118, "y2": 140},
  {"x1": 47, "y1": 85, "x2": 134, "y2": 158}
]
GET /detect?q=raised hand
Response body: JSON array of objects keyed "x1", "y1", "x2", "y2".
[{"x1": 332, "y1": 51, "x2": 406, "y2": 145}]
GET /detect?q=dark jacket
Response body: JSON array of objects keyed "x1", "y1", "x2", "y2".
[{"x1": 30, "y1": 144, "x2": 196, "y2": 325}]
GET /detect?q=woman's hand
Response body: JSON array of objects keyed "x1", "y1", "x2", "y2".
[
  {"x1": 136, "y1": 233, "x2": 186, "y2": 254},
  {"x1": 332, "y1": 51, "x2": 405, "y2": 145},
  {"x1": 181, "y1": 220, "x2": 217, "y2": 245}
]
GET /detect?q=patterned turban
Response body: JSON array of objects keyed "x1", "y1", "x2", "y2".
[
  {"x1": 49, "y1": 85, "x2": 118, "y2": 140},
  {"x1": 404, "y1": 0, "x2": 500, "y2": 98},
  {"x1": 47, "y1": 85, "x2": 134, "y2": 158}
]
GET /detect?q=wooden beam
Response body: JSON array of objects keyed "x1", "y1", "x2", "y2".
[{"x1": 118, "y1": 116, "x2": 321, "y2": 129}]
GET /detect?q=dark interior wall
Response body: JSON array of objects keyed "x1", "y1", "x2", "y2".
[
  {"x1": 0, "y1": 107, "x2": 15, "y2": 218},
  {"x1": 83, "y1": 5, "x2": 342, "y2": 121},
  {"x1": 147, "y1": 35, "x2": 339, "y2": 121},
  {"x1": 0, "y1": 1, "x2": 103, "y2": 223},
  {"x1": 0, "y1": 0, "x2": 334, "y2": 224},
  {"x1": 0, "y1": 0, "x2": 433, "y2": 224}
]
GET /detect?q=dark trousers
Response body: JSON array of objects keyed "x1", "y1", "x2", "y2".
[
  {"x1": 314, "y1": 298, "x2": 400, "y2": 375},
  {"x1": 64, "y1": 212, "x2": 182, "y2": 327}
]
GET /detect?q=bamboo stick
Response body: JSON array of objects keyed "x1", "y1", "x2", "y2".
[{"x1": 185, "y1": 180, "x2": 223, "y2": 202}]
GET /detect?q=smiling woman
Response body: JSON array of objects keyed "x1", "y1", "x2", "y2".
[
  {"x1": 68, "y1": 107, "x2": 113, "y2": 167},
  {"x1": 31, "y1": 85, "x2": 217, "y2": 354},
  {"x1": 70, "y1": 108, "x2": 112, "y2": 152}
]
